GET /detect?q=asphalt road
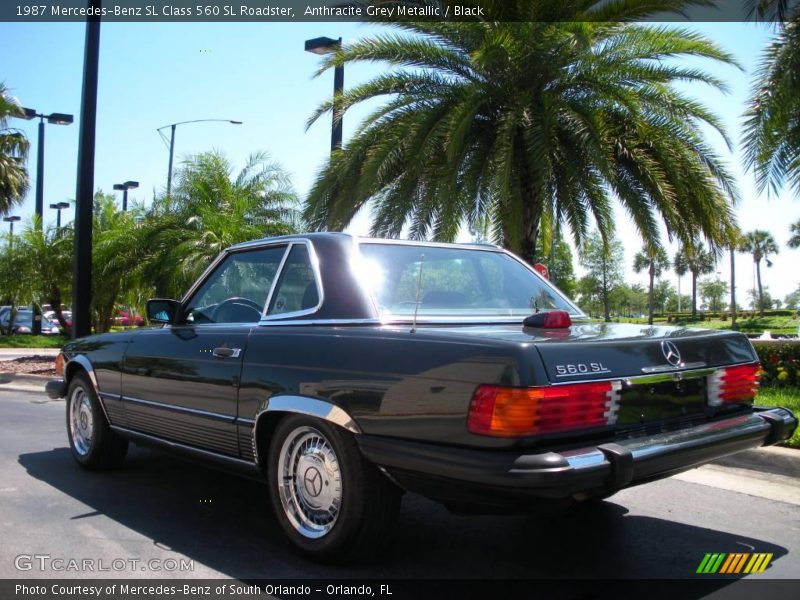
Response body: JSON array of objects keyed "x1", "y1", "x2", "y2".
[{"x1": 1, "y1": 387, "x2": 798, "y2": 586}]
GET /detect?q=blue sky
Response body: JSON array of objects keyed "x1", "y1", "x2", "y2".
[{"x1": 1, "y1": 21, "x2": 798, "y2": 304}]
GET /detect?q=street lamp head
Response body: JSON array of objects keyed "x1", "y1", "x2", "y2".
[
  {"x1": 3, "y1": 216, "x2": 21, "y2": 223},
  {"x1": 20, "y1": 107, "x2": 37, "y2": 120},
  {"x1": 305, "y1": 36, "x2": 341, "y2": 55},
  {"x1": 113, "y1": 184, "x2": 125, "y2": 191},
  {"x1": 229, "y1": 120, "x2": 243, "y2": 125},
  {"x1": 49, "y1": 203, "x2": 60, "y2": 210},
  {"x1": 123, "y1": 181, "x2": 139, "y2": 189},
  {"x1": 47, "y1": 113, "x2": 74, "y2": 125},
  {"x1": 57, "y1": 201, "x2": 70, "y2": 209}
]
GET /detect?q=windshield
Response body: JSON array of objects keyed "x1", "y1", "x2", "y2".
[{"x1": 356, "y1": 243, "x2": 582, "y2": 320}]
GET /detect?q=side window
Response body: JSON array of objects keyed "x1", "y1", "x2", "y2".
[
  {"x1": 184, "y1": 246, "x2": 287, "y2": 324},
  {"x1": 267, "y1": 244, "x2": 320, "y2": 316}
]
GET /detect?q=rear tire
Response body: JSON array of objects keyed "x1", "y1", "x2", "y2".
[
  {"x1": 66, "y1": 372, "x2": 128, "y2": 470},
  {"x1": 267, "y1": 414, "x2": 401, "y2": 563}
]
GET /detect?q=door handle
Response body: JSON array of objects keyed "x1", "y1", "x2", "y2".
[{"x1": 212, "y1": 347, "x2": 241, "y2": 358}]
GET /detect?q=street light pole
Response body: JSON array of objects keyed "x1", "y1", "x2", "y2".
[
  {"x1": 17, "y1": 109, "x2": 74, "y2": 229},
  {"x1": 113, "y1": 181, "x2": 139, "y2": 211},
  {"x1": 157, "y1": 119, "x2": 242, "y2": 197},
  {"x1": 3, "y1": 216, "x2": 20, "y2": 237},
  {"x1": 305, "y1": 36, "x2": 344, "y2": 152},
  {"x1": 49, "y1": 202, "x2": 70, "y2": 229},
  {"x1": 72, "y1": 0, "x2": 101, "y2": 339}
]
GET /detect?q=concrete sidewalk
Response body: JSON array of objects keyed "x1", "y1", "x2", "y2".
[{"x1": 0, "y1": 348, "x2": 60, "y2": 361}]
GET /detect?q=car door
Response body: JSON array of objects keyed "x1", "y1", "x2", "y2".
[{"x1": 121, "y1": 244, "x2": 288, "y2": 457}]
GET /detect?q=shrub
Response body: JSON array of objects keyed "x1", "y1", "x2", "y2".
[{"x1": 751, "y1": 341, "x2": 800, "y2": 388}]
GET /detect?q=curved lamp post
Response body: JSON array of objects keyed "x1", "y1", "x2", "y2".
[{"x1": 157, "y1": 119, "x2": 242, "y2": 197}]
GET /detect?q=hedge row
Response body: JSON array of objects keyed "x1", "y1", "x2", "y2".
[{"x1": 752, "y1": 341, "x2": 800, "y2": 388}]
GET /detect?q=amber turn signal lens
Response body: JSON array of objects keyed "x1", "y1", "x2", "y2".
[
  {"x1": 54, "y1": 352, "x2": 65, "y2": 377},
  {"x1": 467, "y1": 381, "x2": 618, "y2": 437}
]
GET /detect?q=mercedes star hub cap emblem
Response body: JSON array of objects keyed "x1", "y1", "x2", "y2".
[
  {"x1": 303, "y1": 467, "x2": 323, "y2": 497},
  {"x1": 661, "y1": 340, "x2": 682, "y2": 367}
]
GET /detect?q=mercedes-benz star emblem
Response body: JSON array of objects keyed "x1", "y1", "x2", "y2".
[
  {"x1": 661, "y1": 340, "x2": 682, "y2": 367},
  {"x1": 303, "y1": 467, "x2": 323, "y2": 497}
]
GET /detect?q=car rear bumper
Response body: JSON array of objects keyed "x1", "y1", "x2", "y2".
[
  {"x1": 357, "y1": 407, "x2": 797, "y2": 506},
  {"x1": 46, "y1": 379, "x2": 66, "y2": 399}
]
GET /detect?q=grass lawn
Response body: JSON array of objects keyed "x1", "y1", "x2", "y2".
[
  {"x1": 614, "y1": 314, "x2": 800, "y2": 335},
  {"x1": 756, "y1": 387, "x2": 800, "y2": 449},
  {"x1": 0, "y1": 335, "x2": 67, "y2": 349}
]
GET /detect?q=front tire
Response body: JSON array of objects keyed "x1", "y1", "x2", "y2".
[
  {"x1": 267, "y1": 415, "x2": 401, "y2": 563},
  {"x1": 66, "y1": 373, "x2": 128, "y2": 470}
]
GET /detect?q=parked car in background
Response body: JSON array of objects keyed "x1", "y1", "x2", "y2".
[
  {"x1": 1, "y1": 309, "x2": 61, "y2": 335},
  {"x1": 114, "y1": 310, "x2": 144, "y2": 327},
  {"x1": 43, "y1": 310, "x2": 72, "y2": 328},
  {"x1": 47, "y1": 233, "x2": 797, "y2": 562}
]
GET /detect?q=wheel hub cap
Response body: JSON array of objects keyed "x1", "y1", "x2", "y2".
[{"x1": 277, "y1": 426, "x2": 342, "y2": 539}]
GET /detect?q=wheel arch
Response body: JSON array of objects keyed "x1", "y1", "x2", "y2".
[
  {"x1": 65, "y1": 354, "x2": 99, "y2": 390},
  {"x1": 252, "y1": 395, "x2": 361, "y2": 467}
]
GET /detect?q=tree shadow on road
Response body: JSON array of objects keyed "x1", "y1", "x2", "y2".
[{"x1": 19, "y1": 445, "x2": 789, "y2": 586}]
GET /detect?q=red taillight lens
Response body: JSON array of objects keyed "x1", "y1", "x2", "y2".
[
  {"x1": 707, "y1": 363, "x2": 760, "y2": 406},
  {"x1": 467, "y1": 381, "x2": 620, "y2": 437},
  {"x1": 523, "y1": 310, "x2": 572, "y2": 328}
]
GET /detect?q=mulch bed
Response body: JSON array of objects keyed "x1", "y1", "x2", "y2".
[{"x1": 0, "y1": 356, "x2": 57, "y2": 376}]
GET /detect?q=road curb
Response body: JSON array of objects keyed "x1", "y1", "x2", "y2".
[
  {"x1": 0, "y1": 373, "x2": 51, "y2": 395},
  {"x1": 713, "y1": 446, "x2": 799, "y2": 478}
]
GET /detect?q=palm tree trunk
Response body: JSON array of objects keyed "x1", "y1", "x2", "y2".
[
  {"x1": 648, "y1": 262, "x2": 655, "y2": 325},
  {"x1": 730, "y1": 247, "x2": 737, "y2": 329},
  {"x1": 691, "y1": 271, "x2": 698, "y2": 318},
  {"x1": 518, "y1": 162, "x2": 544, "y2": 265},
  {"x1": 756, "y1": 259, "x2": 764, "y2": 317},
  {"x1": 602, "y1": 259, "x2": 610, "y2": 323}
]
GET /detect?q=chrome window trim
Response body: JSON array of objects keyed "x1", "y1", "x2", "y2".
[
  {"x1": 260, "y1": 239, "x2": 325, "y2": 322},
  {"x1": 260, "y1": 244, "x2": 292, "y2": 317}
]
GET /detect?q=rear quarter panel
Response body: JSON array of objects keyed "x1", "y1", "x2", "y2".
[{"x1": 238, "y1": 325, "x2": 548, "y2": 448}]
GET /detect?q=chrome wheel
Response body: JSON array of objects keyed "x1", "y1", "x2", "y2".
[
  {"x1": 69, "y1": 386, "x2": 93, "y2": 456},
  {"x1": 277, "y1": 425, "x2": 342, "y2": 539}
]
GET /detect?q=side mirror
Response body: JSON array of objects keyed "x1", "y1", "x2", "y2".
[{"x1": 146, "y1": 299, "x2": 183, "y2": 325}]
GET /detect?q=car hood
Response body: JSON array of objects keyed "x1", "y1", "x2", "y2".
[{"x1": 415, "y1": 322, "x2": 758, "y2": 381}]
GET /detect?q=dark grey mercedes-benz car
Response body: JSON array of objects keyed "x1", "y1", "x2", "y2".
[{"x1": 47, "y1": 233, "x2": 797, "y2": 561}]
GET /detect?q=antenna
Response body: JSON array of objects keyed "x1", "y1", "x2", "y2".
[{"x1": 411, "y1": 253, "x2": 425, "y2": 334}]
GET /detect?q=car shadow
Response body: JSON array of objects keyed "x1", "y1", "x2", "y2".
[{"x1": 19, "y1": 445, "x2": 788, "y2": 585}]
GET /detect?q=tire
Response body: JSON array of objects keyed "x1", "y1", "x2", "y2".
[
  {"x1": 267, "y1": 414, "x2": 401, "y2": 563},
  {"x1": 66, "y1": 372, "x2": 128, "y2": 470}
]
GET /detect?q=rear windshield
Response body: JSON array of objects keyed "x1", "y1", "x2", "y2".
[{"x1": 356, "y1": 243, "x2": 581, "y2": 319}]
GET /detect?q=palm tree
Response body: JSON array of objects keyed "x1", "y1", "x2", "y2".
[
  {"x1": 304, "y1": 4, "x2": 740, "y2": 261},
  {"x1": 789, "y1": 219, "x2": 800, "y2": 248},
  {"x1": 142, "y1": 151, "x2": 302, "y2": 298},
  {"x1": 742, "y1": 230, "x2": 780, "y2": 316},
  {"x1": 727, "y1": 227, "x2": 745, "y2": 329},
  {"x1": 633, "y1": 246, "x2": 670, "y2": 325},
  {"x1": 675, "y1": 243, "x2": 715, "y2": 319},
  {"x1": 743, "y1": 1, "x2": 800, "y2": 196},
  {"x1": 673, "y1": 251, "x2": 688, "y2": 313},
  {"x1": 0, "y1": 83, "x2": 29, "y2": 214}
]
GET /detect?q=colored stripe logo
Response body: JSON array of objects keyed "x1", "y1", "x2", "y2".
[{"x1": 696, "y1": 553, "x2": 773, "y2": 574}]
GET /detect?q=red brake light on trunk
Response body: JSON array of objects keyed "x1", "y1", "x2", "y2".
[
  {"x1": 707, "y1": 363, "x2": 761, "y2": 407},
  {"x1": 467, "y1": 381, "x2": 620, "y2": 437},
  {"x1": 522, "y1": 310, "x2": 572, "y2": 328}
]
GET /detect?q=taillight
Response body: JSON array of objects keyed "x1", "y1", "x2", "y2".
[
  {"x1": 467, "y1": 381, "x2": 621, "y2": 437},
  {"x1": 707, "y1": 363, "x2": 760, "y2": 407},
  {"x1": 55, "y1": 352, "x2": 65, "y2": 377},
  {"x1": 523, "y1": 310, "x2": 572, "y2": 328}
]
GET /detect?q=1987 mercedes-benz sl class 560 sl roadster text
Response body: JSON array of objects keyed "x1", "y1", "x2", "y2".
[{"x1": 47, "y1": 233, "x2": 797, "y2": 562}]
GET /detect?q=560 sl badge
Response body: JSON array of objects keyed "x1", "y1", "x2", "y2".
[{"x1": 555, "y1": 362, "x2": 611, "y2": 377}]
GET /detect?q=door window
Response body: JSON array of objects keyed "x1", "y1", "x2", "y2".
[
  {"x1": 267, "y1": 244, "x2": 320, "y2": 316},
  {"x1": 184, "y1": 246, "x2": 287, "y2": 324}
]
